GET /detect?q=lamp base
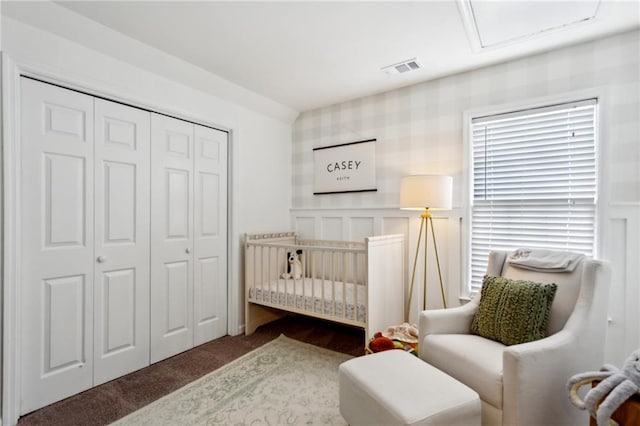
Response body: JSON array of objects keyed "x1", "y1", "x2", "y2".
[{"x1": 404, "y1": 208, "x2": 447, "y2": 323}]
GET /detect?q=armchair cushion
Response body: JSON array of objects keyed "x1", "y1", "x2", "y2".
[
  {"x1": 471, "y1": 275, "x2": 557, "y2": 346},
  {"x1": 422, "y1": 334, "x2": 505, "y2": 409}
]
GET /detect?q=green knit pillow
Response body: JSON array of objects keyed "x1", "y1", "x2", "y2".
[{"x1": 470, "y1": 275, "x2": 557, "y2": 346}]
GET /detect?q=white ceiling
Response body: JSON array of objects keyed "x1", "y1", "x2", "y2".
[{"x1": 12, "y1": 1, "x2": 640, "y2": 112}]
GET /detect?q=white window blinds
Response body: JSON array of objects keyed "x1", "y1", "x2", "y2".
[{"x1": 470, "y1": 99, "x2": 597, "y2": 294}]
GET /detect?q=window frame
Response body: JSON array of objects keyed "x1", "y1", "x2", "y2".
[{"x1": 460, "y1": 89, "x2": 608, "y2": 300}]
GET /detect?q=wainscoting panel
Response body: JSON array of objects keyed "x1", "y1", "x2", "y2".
[
  {"x1": 349, "y1": 217, "x2": 375, "y2": 242},
  {"x1": 294, "y1": 217, "x2": 316, "y2": 239},
  {"x1": 381, "y1": 216, "x2": 411, "y2": 297},
  {"x1": 604, "y1": 217, "x2": 627, "y2": 365},
  {"x1": 603, "y1": 203, "x2": 640, "y2": 365},
  {"x1": 381, "y1": 216, "x2": 410, "y2": 238},
  {"x1": 321, "y1": 217, "x2": 344, "y2": 241}
]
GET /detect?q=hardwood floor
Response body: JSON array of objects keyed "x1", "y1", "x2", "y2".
[{"x1": 18, "y1": 315, "x2": 365, "y2": 426}]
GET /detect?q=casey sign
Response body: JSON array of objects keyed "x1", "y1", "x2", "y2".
[{"x1": 313, "y1": 139, "x2": 377, "y2": 194}]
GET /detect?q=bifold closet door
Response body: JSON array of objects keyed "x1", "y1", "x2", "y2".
[
  {"x1": 20, "y1": 79, "x2": 153, "y2": 413},
  {"x1": 19, "y1": 77, "x2": 229, "y2": 413},
  {"x1": 193, "y1": 125, "x2": 228, "y2": 345},
  {"x1": 150, "y1": 113, "x2": 195, "y2": 363},
  {"x1": 93, "y1": 99, "x2": 151, "y2": 385},
  {"x1": 149, "y1": 117, "x2": 229, "y2": 361},
  {"x1": 20, "y1": 79, "x2": 95, "y2": 413}
]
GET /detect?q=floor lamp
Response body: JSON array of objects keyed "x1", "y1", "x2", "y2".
[{"x1": 400, "y1": 175, "x2": 453, "y2": 322}]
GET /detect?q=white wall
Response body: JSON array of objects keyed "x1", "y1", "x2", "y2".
[
  {"x1": 1, "y1": 11, "x2": 293, "y2": 335},
  {"x1": 292, "y1": 30, "x2": 640, "y2": 364}
]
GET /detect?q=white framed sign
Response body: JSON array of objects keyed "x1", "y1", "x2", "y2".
[{"x1": 313, "y1": 139, "x2": 377, "y2": 195}]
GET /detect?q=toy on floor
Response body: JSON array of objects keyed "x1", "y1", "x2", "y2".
[
  {"x1": 382, "y1": 322, "x2": 418, "y2": 343},
  {"x1": 369, "y1": 335, "x2": 396, "y2": 352},
  {"x1": 368, "y1": 323, "x2": 419, "y2": 356},
  {"x1": 282, "y1": 249, "x2": 303, "y2": 279},
  {"x1": 567, "y1": 348, "x2": 640, "y2": 426}
]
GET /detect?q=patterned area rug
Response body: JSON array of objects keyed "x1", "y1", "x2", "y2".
[{"x1": 112, "y1": 335, "x2": 352, "y2": 425}]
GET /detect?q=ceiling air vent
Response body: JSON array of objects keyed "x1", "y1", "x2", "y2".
[{"x1": 382, "y1": 58, "x2": 422, "y2": 75}]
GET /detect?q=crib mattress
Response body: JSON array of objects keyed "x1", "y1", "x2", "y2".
[{"x1": 248, "y1": 277, "x2": 367, "y2": 322}]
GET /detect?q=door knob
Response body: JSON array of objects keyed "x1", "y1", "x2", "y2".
[
  {"x1": 185, "y1": 248, "x2": 191, "y2": 254},
  {"x1": 97, "y1": 256, "x2": 106, "y2": 263}
]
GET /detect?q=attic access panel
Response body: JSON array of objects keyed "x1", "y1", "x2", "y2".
[{"x1": 462, "y1": 0, "x2": 600, "y2": 48}]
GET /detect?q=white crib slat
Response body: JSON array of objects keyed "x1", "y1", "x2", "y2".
[
  {"x1": 291, "y1": 247, "x2": 296, "y2": 308},
  {"x1": 267, "y1": 246, "x2": 270, "y2": 302},
  {"x1": 353, "y1": 252, "x2": 358, "y2": 321},
  {"x1": 264, "y1": 246, "x2": 278, "y2": 303},
  {"x1": 321, "y1": 250, "x2": 326, "y2": 315},
  {"x1": 343, "y1": 251, "x2": 347, "y2": 320},
  {"x1": 278, "y1": 247, "x2": 282, "y2": 304},
  {"x1": 265, "y1": 245, "x2": 270, "y2": 303},
  {"x1": 331, "y1": 252, "x2": 336, "y2": 316},
  {"x1": 328, "y1": 251, "x2": 332, "y2": 314},
  {"x1": 311, "y1": 250, "x2": 316, "y2": 313},
  {"x1": 300, "y1": 246, "x2": 307, "y2": 302},
  {"x1": 254, "y1": 244, "x2": 259, "y2": 301},
  {"x1": 360, "y1": 253, "x2": 369, "y2": 321},
  {"x1": 248, "y1": 244, "x2": 254, "y2": 300},
  {"x1": 260, "y1": 245, "x2": 265, "y2": 302},
  {"x1": 353, "y1": 251, "x2": 358, "y2": 322},
  {"x1": 268, "y1": 245, "x2": 272, "y2": 292}
]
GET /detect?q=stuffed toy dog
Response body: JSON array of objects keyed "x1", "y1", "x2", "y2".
[{"x1": 282, "y1": 249, "x2": 303, "y2": 279}]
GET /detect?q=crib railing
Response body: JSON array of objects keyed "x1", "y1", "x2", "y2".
[{"x1": 245, "y1": 235, "x2": 368, "y2": 327}]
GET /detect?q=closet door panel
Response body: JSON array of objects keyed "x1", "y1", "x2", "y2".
[
  {"x1": 165, "y1": 260, "x2": 190, "y2": 331},
  {"x1": 167, "y1": 169, "x2": 190, "y2": 238},
  {"x1": 93, "y1": 99, "x2": 151, "y2": 385},
  {"x1": 20, "y1": 78, "x2": 95, "y2": 414},
  {"x1": 150, "y1": 114, "x2": 194, "y2": 363},
  {"x1": 194, "y1": 125, "x2": 228, "y2": 345}
]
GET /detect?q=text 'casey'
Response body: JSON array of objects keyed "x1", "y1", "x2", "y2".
[{"x1": 326, "y1": 160, "x2": 362, "y2": 173}]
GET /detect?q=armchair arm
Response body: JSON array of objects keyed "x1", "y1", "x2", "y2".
[
  {"x1": 502, "y1": 259, "x2": 610, "y2": 426},
  {"x1": 502, "y1": 331, "x2": 588, "y2": 426},
  {"x1": 418, "y1": 301, "x2": 478, "y2": 339}
]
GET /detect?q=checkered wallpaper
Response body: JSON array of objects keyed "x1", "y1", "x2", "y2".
[{"x1": 292, "y1": 30, "x2": 640, "y2": 209}]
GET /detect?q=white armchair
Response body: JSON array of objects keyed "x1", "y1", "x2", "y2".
[{"x1": 418, "y1": 250, "x2": 611, "y2": 426}]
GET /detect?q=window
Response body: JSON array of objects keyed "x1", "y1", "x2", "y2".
[{"x1": 469, "y1": 99, "x2": 598, "y2": 294}]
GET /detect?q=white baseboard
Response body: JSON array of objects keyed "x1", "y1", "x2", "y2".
[{"x1": 231, "y1": 324, "x2": 245, "y2": 337}]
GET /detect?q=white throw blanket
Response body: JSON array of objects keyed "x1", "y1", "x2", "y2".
[{"x1": 507, "y1": 248, "x2": 584, "y2": 272}]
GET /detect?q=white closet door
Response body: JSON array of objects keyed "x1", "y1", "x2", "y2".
[
  {"x1": 20, "y1": 78, "x2": 95, "y2": 414},
  {"x1": 150, "y1": 113, "x2": 195, "y2": 363},
  {"x1": 193, "y1": 125, "x2": 228, "y2": 345},
  {"x1": 93, "y1": 99, "x2": 151, "y2": 385}
]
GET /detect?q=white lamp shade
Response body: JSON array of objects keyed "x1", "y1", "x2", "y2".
[{"x1": 400, "y1": 175, "x2": 453, "y2": 210}]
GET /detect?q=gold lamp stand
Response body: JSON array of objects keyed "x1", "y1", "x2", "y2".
[{"x1": 405, "y1": 207, "x2": 447, "y2": 322}]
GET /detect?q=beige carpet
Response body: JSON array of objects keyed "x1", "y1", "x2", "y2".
[{"x1": 112, "y1": 335, "x2": 352, "y2": 425}]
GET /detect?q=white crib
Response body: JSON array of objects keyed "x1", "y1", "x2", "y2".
[{"x1": 244, "y1": 232, "x2": 404, "y2": 341}]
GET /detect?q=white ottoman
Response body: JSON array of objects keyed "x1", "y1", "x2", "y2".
[{"x1": 339, "y1": 350, "x2": 481, "y2": 426}]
